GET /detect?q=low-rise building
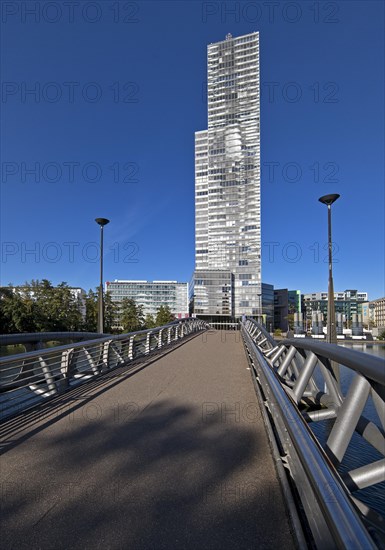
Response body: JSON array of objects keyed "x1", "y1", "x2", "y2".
[
  {"x1": 361, "y1": 302, "x2": 376, "y2": 328},
  {"x1": 370, "y1": 297, "x2": 385, "y2": 330},
  {"x1": 302, "y1": 289, "x2": 368, "y2": 326},
  {"x1": 106, "y1": 280, "x2": 189, "y2": 318}
]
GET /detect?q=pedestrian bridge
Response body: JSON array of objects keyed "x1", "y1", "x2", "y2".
[{"x1": 1, "y1": 320, "x2": 384, "y2": 549}]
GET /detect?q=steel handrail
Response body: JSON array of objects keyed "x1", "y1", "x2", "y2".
[
  {"x1": 281, "y1": 338, "x2": 385, "y2": 386},
  {"x1": 242, "y1": 319, "x2": 385, "y2": 549},
  {"x1": 0, "y1": 318, "x2": 209, "y2": 420},
  {"x1": 243, "y1": 329, "x2": 376, "y2": 548},
  {"x1": 0, "y1": 332, "x2": 107, "y2": 347},
  {"x1": 0, "y1": 325, "x2": 174, "y2": 364}
]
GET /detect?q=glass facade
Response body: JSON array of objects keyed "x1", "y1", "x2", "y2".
[
  {"x1": 274, "y1": 289, "x2": 301, "y2": 331},
  {"x1": 194, "y1": 32, "x2": 261, "y2": 318},
  {"x1": 191, "y1": 270, "x2": 233, "y2": 316},
  {"x1": 106, "y1": 280, "x2": 189, "y2": 318},
  {"x1": 262, "y1": 283, "x2": 274, "y2": 331},
  {"x1": 302, "y1": 289, "x2": 368, "y2": 324}
]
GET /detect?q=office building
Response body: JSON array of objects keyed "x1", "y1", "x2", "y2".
[
  {"x1": 106, "y1": 280, "x2": 189, "y2": 318},
  {"x1": 191, "y1": 270, "x2": 233, "y2": 317},
  {"x1": 369, "y1": 297, "x2": 385, "y2": 329},
  {"x1": 274, "y1": 289, "x2": 301, "y2": 331},
  {"x1": 361, "y1": 302, "x2": 375, "y2": 328},
  {"x1": 193, "y1": 32, "x2": 261, "y2": 319},
  {"x1": 262, "y1": 283, "x2": 274, "y2": 331},
  {"x1": 302, "y1": 289, "x2": 368, "y2": 325}
]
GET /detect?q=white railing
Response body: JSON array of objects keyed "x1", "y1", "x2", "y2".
[{"x1": 0, "y1": 319, "x2": 208, "y2": 420}]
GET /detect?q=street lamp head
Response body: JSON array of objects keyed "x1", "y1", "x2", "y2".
[
  {"x1": 95, "y1": 218, "x2": 110, "y2": 226},
  {"x1": 318, "y1": 194, "x2": 340, "y2": 206}
]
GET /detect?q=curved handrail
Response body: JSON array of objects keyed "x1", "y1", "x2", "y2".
[
  {"x1": 242, "y1": 319, "x2": 385, "y2": 549},
  {"x1": 281, "y1": 338, "x2": 385, "y2": 385},
  {"x1": 0, "y1": 318, "x2": 209, "y2": 420},
  {"x1": 0, "y1": 332, "x2": 107, "y2": 346}
]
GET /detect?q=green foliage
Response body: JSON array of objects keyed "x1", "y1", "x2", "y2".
[
  {"x1": 0, "y1": 286, "x2": 36, "y2": 333},
  {"x1": 286, "y1": 313, "x2": 294, "y2": 330},
  {"x1": 104, "y1": 291, "x2": 119, "y2": 333},
  {"x1": 378, "y1": 330, "x2": 385, "y2": 341},
  {"x1": 81, "y1": 290, "x2": 118, "y2": 333},
  {"x1": 274, "y1": 328, "x2": 282, "y2": 337},
  {"x1": 83, "y1": 289, "x2": 98, "y2": 332},
  {"x1": 155, "y1": 305, "x2": 174, "y2": 327},
  {"x1": 0, "y1": 282, "x2": 178, "y2": 335},
  {"x1": 0, "y1": 280, "x2": 83, "y2": 334},
  {"x1": 144, "y1": 313, "x2": 156, "y2": 329},
  {"x1": 119, "y1": 298, "x2": 144, "y2": 333}
]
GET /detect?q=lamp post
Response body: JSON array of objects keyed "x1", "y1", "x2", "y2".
[
  {"x1": 318, "y1": 194, "x2": 340, "y2": 344},
  {"x1": 95, "y1": 217, "x2": 110, "y2": 333}
]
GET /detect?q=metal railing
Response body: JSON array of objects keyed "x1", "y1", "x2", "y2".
[
  {"x1": 242, "y1": 318, "x2": 385, "y2": 549},
  {"x1": 0, "y1": 332, "x2": 107, "y2": 353},
  {"x1": 0, "y1": 319, "x2": 208, "y2": 421},
  {"x1": 208, "y1": 321, "x2": 240, "y2": 331}
]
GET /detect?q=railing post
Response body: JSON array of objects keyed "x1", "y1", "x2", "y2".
[
  {"x1": 145, "y1": 332, "x2": 151, "y2": 355},
  {"x1": 128, "y1": 335, "x2": 135, "y2": 360},
  {"x1": 59, "y1": 348, "x2": 74, "y2": 390},
  {"x1": 102, "y1": 341, "x2": 112, "y2": 371},
  {"x1": 39, "y1": 357, "x2": 57, "y2": 394},
  {"x1": 158, "y1": 329, "x2": 163, "y2": 349},
  {"x1": 83, "y1": 347, "x2": 100, "y2": 375},
  {"x1": 326, "y1": 375, "x2": 371, "y2": 465},
  {"x1": 277, "y1": 346, "x2": 297, "y2": 377}
]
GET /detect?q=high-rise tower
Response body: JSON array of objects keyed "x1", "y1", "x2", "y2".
[{"x1": 193, "y1": 32, "x2": 261, "y2": 319}]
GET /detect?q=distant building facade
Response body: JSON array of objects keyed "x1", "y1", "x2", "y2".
[
  {"x1": 274, "y1": 289, "x2": 301, "y2": 331},
  {"x1": 193, "y1": 31, "x2": 261, "y2": 319},
  {"x1": 361, "y1": 302, "x2": 376, "y2": 328},
  {"x1": 274, "y1": 289, "x2": 288, "y2": 331},
  {"x1": 191, "y1": 270, "x2": 233, "y2": 317},
  {"x1": 369, "y1": 297, "x2": 385, "y2": 329},
  {"x1": 302, "y1": 289, "x2": 368, "y2": 325},
  {"x1": 262, "y1": 283, "x2": 274, "y2": 331},
  {"x1": 69, "y1": 288, "x2": 87, "y2": 319},
  {"x1": 106, "y1": 280, "x2": 189, "y2": 318}
]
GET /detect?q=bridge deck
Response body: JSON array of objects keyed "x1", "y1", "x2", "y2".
[{"x1": 1, "y1": 330, "x2": 295, "y2": 549}]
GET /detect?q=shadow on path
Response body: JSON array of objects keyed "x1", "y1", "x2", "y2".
[{"x1": 1, "y1": 399, "x2": 286, "y2": 550}]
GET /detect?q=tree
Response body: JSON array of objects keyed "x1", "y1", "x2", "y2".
[
  {"x1": 120, "y1": 298, "x2": 144, "y2": 333},
  {"x1": 155, "y1": 305, "x2": 174, "y2": 327},
  {"x1": 144, "y1": 313, "x2": 156, "y2": 329},
  {"x1": 286, "y1": 313, "x2": 294, "y2": 331},
  {"x1": 0, "y1": 286, "x2": 17, "y2": 333},
  {"x1": 55, "y1": 282, "x2": 83, "y2": 331},
  {"x1": 0, "y1": 286, "x2": 37, "y2": 333},
  {"x1": 1, "y1": 280, "x2": 84, "y2": 333},
  {"x1": 378, "y1": 330, "x2": 385, "y2": 341},
  {"x1": 83, "y1": 289, "x2": 98, "y2": 332},
  {"x1": 27, "y1": 280, "x2": 82, "y2": 332},
  {"x1": 104, "y1": 291, "x2": 119, "y2": 333}
]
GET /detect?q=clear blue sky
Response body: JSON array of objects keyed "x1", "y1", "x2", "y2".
[{"x1": 1, "y1": 0, "x2": 384, "y2": 300}]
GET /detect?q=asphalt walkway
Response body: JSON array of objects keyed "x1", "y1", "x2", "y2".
[{"x1": 0, "y1": 330, "x2": 295, "y2": 549}]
